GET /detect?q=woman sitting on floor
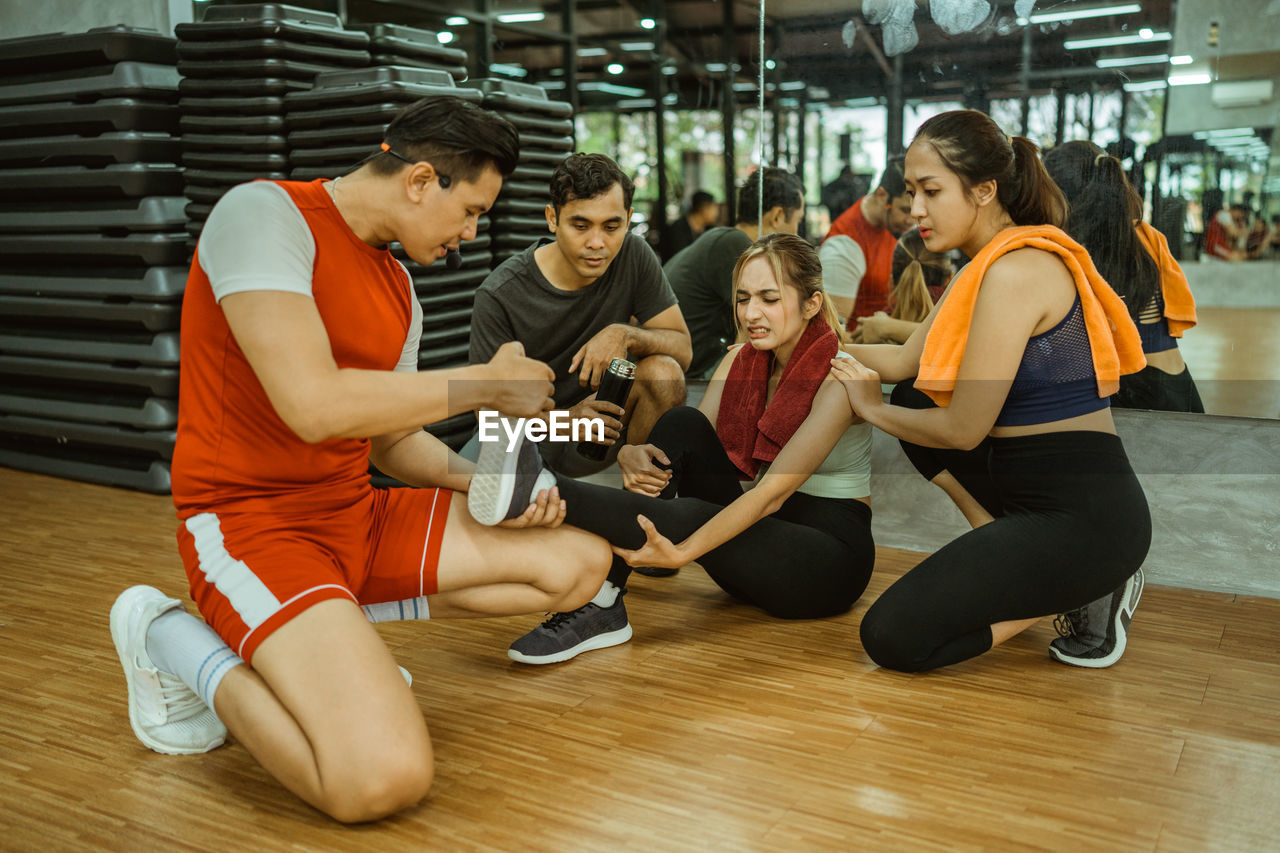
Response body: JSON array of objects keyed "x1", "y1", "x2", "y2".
[{"x1": 469, "y1": 233, "x2": 878, "y2": 665}]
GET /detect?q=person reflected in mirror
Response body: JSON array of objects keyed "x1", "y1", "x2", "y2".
[
  {"x1": 465, "y1": 153, "x2": 692, "y2": 478},
  {"x1": 1044, "y1": 140, "x2": 1204, "y2": 415},
  {"x1": 660, "y1": 189, "x2": 720, "y2": 262},
  {"x1": 852, "y1": 225, "x2": 953, "y2": 345},
  {"x1": 665, "y1": 167, "x2": 805, "y2": 379},
  {"x1": 107, "y1": 96, "x2": 613, "y2": 823},
  {"x1": 820, "y1": 155, "x2": 916, "y2": 332},
  {"x1": 473, "y1": 234, "x2": 876, "y2": 666},
  {"x1": 830, "y1": 110, "x2": 1151, "y2": 673}
]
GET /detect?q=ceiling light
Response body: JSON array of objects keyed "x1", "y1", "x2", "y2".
[
  {"x1": 1122, "y1": 79, "x2": 1167, "y2": 92},
  {"x1": 445, "y1": 16, "x2": 468, "y2": 26},
  {"x1": 606, "y1": 62, "x2": 625, "y2": 75},
  {"x1": 779, "y1": 81, "x2": 806, "y2": 91},
  {"x1": 1096, "y1": 54, "x2": 1169, "y2": 68},
  {"x1": 661, "y1": 65, "x2": 677, "y2": 75},
  {"x1": 705, "y1": 62, "x2": 728, "y2": 73},
  {"x1": 437, "y1": 31, "x2": 454, "y2": 44},
  {"x1": 496, "y1": 11, "x2": 545, "y2": 23},
  {"x1": 765, "y1": 59, "x2": 776, "y2": 70},
  {"x1": 1139, "y1": 27, "x2": 1154, "y2": 38},
  {"x1": 1205, "y1": 127, "x2": 1256, "y2": 137},
  {"x1": 616, "y1": 98, "x2": 656, "y2": 108},
  {"x1": 619, "y1": 41, "x2": 654, "y2": 51},
  {"x1": 1169, "y1": 54, "x2": 1193, "y2": 65},
  {"x1": 1029, "y1": 4, "x2": 1142, "y2": 24},
  {"x1": 663, "y1": 93, "x2": 677, "y2": 104},
  {"x1": 580, "y1": 81, "x2": 646, "y2": 97},
  {"x1": 1064, "y1": 32, "x2": 1171, "y2": 49},
  {"x1": 733, "y1": 82, "x2": 757, "y2": 91},
  {"x1": 844, "y1": 97, "x2": 880, "y2": 107},
  {"x1": 577, "y1": 47, "x2": 608, "y2": 57},
  {"x1": 1169, "y1": 72, "x2": 1212, "y2": 86},
  {"x1": 639, "y1": 18, "x2": 656, "y2": 29},
  {"x1": 488, "y1": 62, "x2": 527, "y2": 78}
]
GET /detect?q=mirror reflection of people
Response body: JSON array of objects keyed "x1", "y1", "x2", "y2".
[
  {"x1": 664, "y1": 168, "x2": 805, "y2": 379},
  {"x1": 479, "y1": 234, "x2": 876, "y2": 665},
  {"x1": 830, "y1": 109, "x2": 1152, "y2": 673},
  {"x1": 466, "y1": 153, "x2": 692, "y2": 477},
  {"x1": 1044, "y1": 140, "x2": 1204, "y2": 416},
  {"x1": 821, "y1": 164, "x2": 863, "y2": 223},
  {"x1": 660, "y1": 189, "x2": 720, "y2": 262},
  {"x1": 852, "y1": 226, "x2": 953, "y2": 345},
  {"x1": 108, "y1": 96, "x2": 614, "y2": 823},
  {"x1": 1203, "y1": 194, "x2": 1247, "y2": 262},
  {"x1": 820, "y1": 156, "x2": 916, "y2": 331}
]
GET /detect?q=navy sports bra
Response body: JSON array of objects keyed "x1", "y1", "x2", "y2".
[
  {"x1": 996, "y1": 296, "x2": 1109, "y2": 427},
  {"x1": 1136, "y1": 289, "x2": 1178, "y2": 353}
]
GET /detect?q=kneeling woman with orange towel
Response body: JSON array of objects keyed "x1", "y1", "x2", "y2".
[{"x1": 830, "y1": 110, "x2": 1152, "y2": 673}]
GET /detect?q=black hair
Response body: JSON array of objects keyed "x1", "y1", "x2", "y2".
[
  {"x1": 876, "y1": 154, "x2": 907, "y2": 198},
  {"x1": 371, "y1": 96, "x2": 519, "y2": 181},
  {"x1": 549, "y1": 153, "x2": 636, "y2": 212},
  {"x1": 736, "y1": 167, "x2": 804, "y2": 225},
  {"x1": 689, "y1": 190, "x2": 716, "y2": 213},
  {"x1": 1043, "y1": 139, "x2": 1157, "y2": 321},
  {"x1": 912, "y1": 109, "x2": 1067, "y2": 228}
]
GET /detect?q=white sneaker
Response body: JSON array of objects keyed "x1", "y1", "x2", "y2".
[{"x1": 110, "y1": 585, "x2": 227, "y2": 755}]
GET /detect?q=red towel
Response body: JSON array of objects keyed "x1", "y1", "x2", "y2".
[
  {"x1": 1135, "y1": 221, "x2": 1198, "y2": 337},
  {"x1": 917, "y1": 225, "x2": 1145, "y2": 406},
  {"x1": 716, "y1": 316, "x2": 839, "y2": 479}
]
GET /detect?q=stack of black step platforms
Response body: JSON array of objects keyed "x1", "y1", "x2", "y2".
[
  {"x1": 459, "y1": 79, "x2": 574, "y2": 267},
  {"x1": 0, "y1": 26, "x2": 185, "y2": 493},
  {"x1": 353, "y1": 23, "x2": 468, "y2": 81},
  {"x1": 175, "y1": 3, "x2": 370, "y2": 241}
]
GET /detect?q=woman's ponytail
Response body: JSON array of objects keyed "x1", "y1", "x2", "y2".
[
  {"x1": 1043, "y1": 140, "x2": 1158, "y2": 319},
  {"x1": 1004, "y1": 136, "x2": 1068, "y2": 228}
]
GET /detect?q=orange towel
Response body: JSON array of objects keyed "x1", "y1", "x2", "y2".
[
  {"x1": 916, "y1": 225, "x2": 1145, "y2": 407},
  {"x1": 1135, "y1": 220, "x2": 1198, "y2": 337}
]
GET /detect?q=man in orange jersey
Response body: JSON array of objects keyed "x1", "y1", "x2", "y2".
[
  {"x1": 820, "y1": 155, "x2": 914, "y2": 332},
  {"x1": 108, "y1": 96, "x2": 611, "y2": 823}
]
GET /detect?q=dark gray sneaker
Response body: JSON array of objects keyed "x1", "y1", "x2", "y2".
[
  {"x1": 508, "y1": 589, "x2": 633, "y2": 664},
  {"x1": 468, "y1": 417, "x2": 557, "y2": 526},
  {"x1": 1049, "y1": 568, "x2": 1145, "y2": 669}
]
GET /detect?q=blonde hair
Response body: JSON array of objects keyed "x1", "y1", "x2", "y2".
[
  {"x1": 731, "y1": 232, "x2": 849, "y2": 344},
  {"x1": 888, "y1": 227, "x2": 952, "y2": 323}
]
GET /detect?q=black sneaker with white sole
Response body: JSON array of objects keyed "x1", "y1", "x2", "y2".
[
  {"x1": 468, "y1": 417, "x2": 558, "y2": 526},
  {"x1": 1049, "y1": 568, "x2": 1145, "y2": 669},
  {"x1": 508, "y1": 589, "x2": 633, "y2": 664}
]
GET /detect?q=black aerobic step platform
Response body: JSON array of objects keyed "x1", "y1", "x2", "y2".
[
  {"x1": 0, "y1": 443, "x2": 172, "y2": 493},
  {"x1": 182, "y1": 150, "x2": 290, "y2": 171},
  {"x1": 0, "y1": 98, "x2": 179, "y2": 139},
  {"x1": 0, "y1": 232, "x2": 189, "y2": 266},
  {"x1": 491, "y1": 197, "x2": 551, "y2": 216},
  {"x1": 0, "y1": 197, "x2": 186, "y2": 233},
  {"x1": 176, "y1": 36, "x2": 368, "y2": 66},
  {"x1": 460, "y1": 79, "x2": 573, "y2": 118},
  {"x1": 181, "y1": 131, "x2": 287, "y2": 152},
  {"x1": 0, "y1": 384, "x2": 177, "y2": 429},
  {"x1": 0, "y1": 265, "x2": 186, "y2": 301},
  {"x1": 182, "y1": 167, "x2": 289, "y2": 186},
  {"x1": 178, "y1": 75, "x2": 311, "y2": 96},
  {"x1": 412, "y1": 268, "x2": 489, "y2": 293},
  {"x1": 419, "y1": 306, "x2": 472, "y2": 330},
  {"x1": 0, "y1": 326, "x2": 180, "y2": 366},
  {"x1": 0, "y1": 132, "x2": 180, "y2": 168},
  {"x1": 0, "y1": 413, "x2": 175, "y2": 458},
  {"x1": 0, "y1": 354, "x2": 178, "y2": 396},
  {"x1": 283, "y1": 101, "x2": 404, "y2": 129},
  {"x1": 283, "y1": 67, "x2": 479, "y2": 109},
  {"x1": 177, "y1": 94, "x2": 286, "y2": 115},
  {"x1": 177, "y1": 57, "x2": 337, "y2": 80},
  {"x1": 180, "y1": 113, "x2": 286, "y2": 135},
  {"x1": 501, "y1": 112, "x2": 574, "y2": 136},
  {"x1": 517, "y1": 132, "x2": 574, "y2": 151},
  {"x1": 0, "y1": 294, "x2": 181, "y2": 332},
  {"x1": 0, "y1": 62, "x2": 180, "y2": 107},
  {"x1": 0, "y1": 163, "x2": 183, "y2": 200},
  {"x1": 356, "y1": 23, "x2": 468, "y2": 67},
  {"x1": 0, "y1": 26, "x2": 176, "y2": 76},
  {"x1": 417, "y1": 288, "x2": 476, "y2": 312},
  {"x1": 175, "y1": 4, "x2": 369, "y2": 49}
]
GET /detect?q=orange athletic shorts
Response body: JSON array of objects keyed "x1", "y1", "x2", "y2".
[{"x1": 176, "y1": 486, "x2": 453, "y2": 663}]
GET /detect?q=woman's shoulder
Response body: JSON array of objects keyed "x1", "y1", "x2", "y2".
[{"x1": 986, "y1": 246, "x2": 1073, "y2": 291}]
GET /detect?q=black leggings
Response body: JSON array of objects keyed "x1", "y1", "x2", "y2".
[
  {"x1": 555, "y1": 406, "x2": 876, "y2": 620},
  {"x1": 1113, "y1": 363, "x2": 1205, "y2": 413},
  {"x1": 860, "y1": 430, "x2": 1151, "y2": 672}
]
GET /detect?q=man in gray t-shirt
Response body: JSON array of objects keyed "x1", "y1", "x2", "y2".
[{"x1": 468, "y1": 153, "x2": 691, "y2": 477}]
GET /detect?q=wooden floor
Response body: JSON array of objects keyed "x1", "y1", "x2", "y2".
[
  {"x1": 2, "y1": 467, "x2": 1279, "y2": 851},
  {"x1": 1178, "y1": 306, "x2": 1280, "y2": 419}
]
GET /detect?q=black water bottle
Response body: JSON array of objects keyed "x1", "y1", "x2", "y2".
[{"x1": 577, "y1": 357, "x2": 636, "y2": 460}]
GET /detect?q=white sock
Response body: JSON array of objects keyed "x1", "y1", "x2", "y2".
[
  {"x1": 591, "y1": 581, "x2": 620, "y2": 608},
  {"x1": 362, "y1": 596, "x2": 431, "y2": 623},
  {"x1": 146, "y1": 609, "x2": 243, "y2": 715}
]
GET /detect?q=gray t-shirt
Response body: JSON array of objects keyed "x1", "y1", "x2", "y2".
[
  {"x1": 469, "y1": 232, "x2": 678, "y2": 408},
  {"x1": 664, "y1": 226, "x2": 753, "y2": 379}
]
